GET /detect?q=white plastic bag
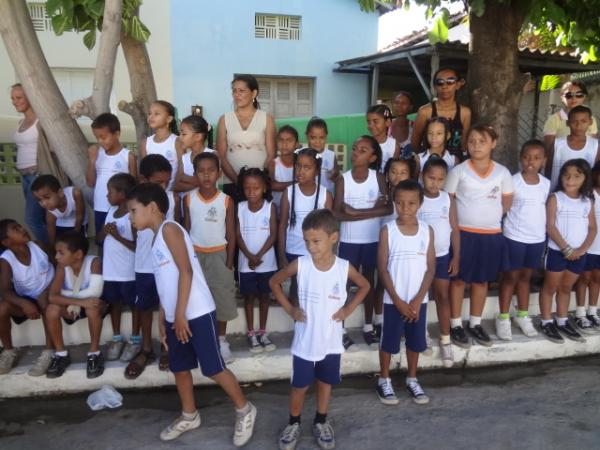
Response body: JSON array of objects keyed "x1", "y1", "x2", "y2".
[{"x1": 87, "y1": 385, "x2": 123, "y2": 411}]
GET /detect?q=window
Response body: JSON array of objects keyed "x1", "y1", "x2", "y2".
[
  {"x1": 255, "y1": 14, "x2": 301, "y2": 40},
  {"x1": 255, "y1": 77, "x2": 314, "y2": 119},
  {"x1": 27, "y1": 2, "x2": 52, "y2": 32}
]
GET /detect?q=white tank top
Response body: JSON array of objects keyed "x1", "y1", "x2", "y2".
[
  {"x1": 340, "y1": 169, "x2": 381, "y2": 244},
  {"x1": 48, "y1": 187, "x2": 88, "y2": 228},
  {"x1": 503, "y1": 173, "x2": 550, "y2": 244},
  {"x1": 272, "y1": 157, "x2": 294, "y2": 209},
  {"x1": 292, "y1": 255, "x2": 348, "y2": 361},
  {"x1": 152, "y1": 221, "x2": 215, "y2": 322},
  {"x1": 548, "y1": 191, "x2": 592, "y2": 251},
  {"x1": 285, "y1": 184, "x2": 328, "y2": 255},
  {"x1": 419, "y1": 149, "x2": 456, "y2": 173},
  {"x1": 224, "y1": 110, "x2": 268, "y2": 182},
  {"x1": 181, "y1": 149, "x2": 216, "y2": 177},
  {"x1": 0, "y1": 241, "x2": 54, "y2": 298},
  {"x1": 417, "y1": 191, "x2": 451, "y2": 257},
  {"x1": 383, "y1": 221, "x2": 430, "y2": 305},
  {"x1": 237, "y1": 200, "x2": 277, "y2": 273},
  {"x1": 63, "y1": 255, "x2": 95, "y2": 292},
  {"x1": 186, "y1": 190, "x2": 230, "y2": 252},
  {"x1": 13, "y1": 120, "x2": 38, "y2": 170},
  {"x1": 551, "y1": 136, "x2": 598, "y2": 190},
  {"x1": 146, "y1": 134, "x2": 179, "y2": 189},
  {"x1": 319, "y1": 148, "x2": 337, "y2": 193},
  {"x1": 102, "y1": 207, "x2": 135, "y2": 281},
  {"x1": 93, "y1": 147, "x2": 130, "y2": 212},
  {"x1": 379, "y1": 136, "x2": 397, "y2": 173}
]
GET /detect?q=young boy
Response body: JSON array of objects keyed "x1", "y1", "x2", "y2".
[
  {"x1": 183, "y1": 152, "x2": 237, "y2": 363},
  {"x1": 376, "y1": 180, "x2": 435, "y2": 406},
  {"x1": 45, "y1": 231, "x2": 105, "y2": 378},
  {"x1": 31, "y1": 174, "x2": 87, "y2": 250},
  {"x1": 126, "y1": 183, "x2": 256, "y2": 446},
  {"x1": 96, "y1": 173, "x2": 138, "y2": 361},
  {"x1": 0, "y1": 219, "x2": 55, "y2": 376},
  {"x1": 270, "y1": 209, "x2": 369, "y2": 450},
  {"x1": 86, "y1": 113, "x2": 137, "y2": 242}
]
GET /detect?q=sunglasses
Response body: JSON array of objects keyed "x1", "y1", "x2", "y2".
[
  {"x1": 563, "y1": 91, "x2": 586, "y2": 99},
  {"x1": 434, "y1": 77, "x2": 458, "y2": 86}
]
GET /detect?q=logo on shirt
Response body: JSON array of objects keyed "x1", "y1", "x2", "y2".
[
  {"x1": 117, "y1": 223, "x2": 126, "y2": 235},
  {"x1": 441, "y1": 206, "x2": 449, "y2": 216},
  {"x1": 368, "y1": 189, "x2": 378, "y2": 201},
  {"x1": 487, "y1": 186, "x2": 500, "y2": 200},
  {"x1": 166, "y1": 150, "x2": 174, "y2": 159},
  {"x1": 329, "y1": 282, "x2": 341, "y2": 300},
  {"x1": 205, "y1": 207, "x2": 218, "y2": 223},
  {"x1": 153, "y1": 248, "x2": 170, "y2": 267},
  {"x1": 262, "y1": 216, "x2": 270, "y2": 228},
  {"x1": 418, "y1": 239, "x2": 427, "y2": 255},
  {"x1": 113, "y1": 161, "x2": 123, "y2": 170}
]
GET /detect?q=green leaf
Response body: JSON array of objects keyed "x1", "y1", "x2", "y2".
[
  {"x1": 83, "y1": 29, "x2": 96, "y2": 49},
  {"x1": 589, "y1": 44, "x2": 598, "y2": 62},
  {"x1": 129, "y1": 15, "x2": 150, "y2": 42},
  {"x1": 45, "y1": 0, "x2": 62, "y2": 16},
  {"x1": 86, "y1": 0, "x2": 105, "y2": 19},
  {"x1": 51, "y1": 14, "x2": 72, "y2": 35},
  {"x1": 428, "y1": 15, "x2": 448, "y2": 45},
  {"x1": 540, "y1": 75, "x2": 561, "y2": 92}
]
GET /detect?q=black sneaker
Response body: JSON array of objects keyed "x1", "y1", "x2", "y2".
[
  {"x1": 374, "y1": 323, "x2": 382, "y2": 340},
  {"x1": 363, "y1": 329, "x2": 379, "y2": 346},
  {"x1": 540, "y1": 321, "x2": 564, "y2": 344},
  {"x1": 46, "y1": 354, "x2": 71, "y2": 378},
  {"x1": 574, "y1": 316, "x2": 595, "y2": 334},
  {"x1": 587, "y1": 313, "x2": 600, "y2": 328},
  {"x1": 87, "y1": 353, "x2": 105, "y2": 379},
  {"x1": 467, "y1": 325, "x2": 493, "y2": 347},
  {"x1": 342, "y1": 333, "x2": 357, "y2": 351},
  {"x1": 450, "y1": 325, "x2": 471, "y2": 349},
  {"x1": 556, "y1": 320, "x2": 586, "y2": 342}
]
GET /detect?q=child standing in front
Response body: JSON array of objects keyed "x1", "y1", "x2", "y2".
[
  {"x1": 305, "y1": 117, "x2": 340, "y2": 193},
  {"x1": 269, "y1": 125, "x2": 298, "y2": 212},
  {"x1": 377, "y1": 180, "x2": 435, "y2": 406},
  {"x1": 126, "y1": 183, "x2": 256, "y2": 446},
  {"x1": 270, "y1": 209, "x2": 369, "y2": 450},
  {"x1": 539, "y1": 159, "x2": 596, "y2": 343},
  {"x1": 445, "y1": 125, "x2": 513, "y2": 348},
  {"x1": 497, "y1": 140, "x2": 550, "y2": 340},
  {"x1": 183, "y1": 153, "x2": 237, "y2": 363},
  {"x1": 367, "y1": 104, "x2": 400, "y2": 173},
  {"x1": 415, "y1": 117, "x2": 458, "y2": 178},
  {"x1": 236, "y1": 168, "x2": 278, "y2": 353}
]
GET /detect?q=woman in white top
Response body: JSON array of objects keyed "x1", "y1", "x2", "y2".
[{"x1": 217, "y1": 75, "x2": 276, "y2": 202}]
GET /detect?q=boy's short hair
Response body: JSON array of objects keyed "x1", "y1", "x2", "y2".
[
  {"x1": 0, "y1": 218, "x2": 17, "y2": 243},
  {"x1": 56, "y1": 231, "x2": 89, "y2": 255},
  {"x1": 302, "y1": 209, "x2": 339, "y2": 235},
  {"x1": 193, "y1": 152, "x2": 220, "y2": 171},
  {"x1": 278, "y1": 124, "x2": 299, "y2": 141},
  {"x1": 520, "y1": 138, "x2": 545, "y2": 156},
  {"x1": 568, "y1": 105, "x2": 593, "y2": 121},
  {"x1": 31, "y1": 174, "x2": 61, "y2": 193},
  {"x1": 91, "y1": 112, "x2": 121, "y2": 133},
  {"x1": 139, "y1": 154, "x2": 173, "y2": 179},
  {"x1": 127, "y1": 183, "x2": 169, "y2": 215},
  {"x1": 393, "y1": 179, "x2": 424, "y2": 203},
  {"x1": 107, "y1": 173, "x2": 136, "y2": 194}
]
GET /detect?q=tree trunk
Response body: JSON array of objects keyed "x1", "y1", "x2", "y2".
[
  {"x1": 0, "y1": 0, "x2": 89, "y2": 190},
  {"x1": 70, "y1": 0, "x2": 123, "y2": 119},
  {"x1": 468, "y1": 0, "x2": 528, "y2": 170}
]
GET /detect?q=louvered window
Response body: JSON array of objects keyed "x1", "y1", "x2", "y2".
[
  {"x1": 255, "y1": 14, "x2": 301, "y2": 40},
  {"x1": 28, "y1": 2, "x2": 52, "y2": 31}
]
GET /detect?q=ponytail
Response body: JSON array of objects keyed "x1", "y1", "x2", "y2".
[{"x1": 153, "y1": 100, "x2": 179, "y2": 135}]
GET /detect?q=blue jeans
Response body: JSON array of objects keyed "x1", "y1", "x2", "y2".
[{"x1": 21, "y1": 173, "x2": 48, "y2": 244}]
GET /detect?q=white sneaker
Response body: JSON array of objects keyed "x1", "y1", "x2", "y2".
[
  {"x1": 233, "y1": 402, "x2": 257, "y2": 447},
  {"x1": 515, "y1": 315, "x2": 538, "y2": 337},
  {"x1": 220, "y1": 339, "x2": 234, "y2": 364},
  {"x1": 313, "y1": 421, "x2": 335, "y2": 449},
  {"x1": 120, "y1": 341, "x2": 142, "y2": 362},
  {"x1": 279, "y1": 422, "x2": 301, "y2": 450},
  {"x1": 159, "y1": 412, "x2": 201, "y2": 441},
  {"x1": 440, "y1": 342, "x2": 454, "y2": 368},
  {"x1": 423, "y1": 329, "x2": 433, "y2": 356},
  {"x1": 495, "y1": 317, "x2": 512, "y2": 341},
  {"x1": 0, "y1": 348, "x2": 19, "y2": 374},
  {"x1": 28, "y1": 349, "x2": 54, "y2": 377},
  {"x1": 257, "y1": 332, "x2": 276, "y2": 352},
  {"x1": 106, "y1": 340, "x2": 124, "y2": 361}
]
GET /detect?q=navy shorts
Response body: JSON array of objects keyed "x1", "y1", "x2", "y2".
[
  {"x1": 94, "y1": 210, "x2": 108, "y2": 238},
  {"x1": 380, "y1": 303, "x2": 428, "y2": 354},
  {"x1": 435, "y1": 254, "x2": 451, "y2": 280},
  {"x1": 165, "y1": 311, "x2": 226, "y2": 376},
  {"x1": 239, "y1": 271, "x2": 275, "y2": 296},
  {"x1": 584, "y1": 253, "x2": 600, "y2": 271},
  {"x1": 546, "y1": 248, "x2": 587, "y2": 274},
  {"x1": 505, "y1": 238, "x2": 545, "y2": 271},
  {"x1": 455, "y1": 231, "x2": 508, "y2": 283},
  {"x1": 291, "y1": 353, "x2": 341, "y2": 388},
  {"x1": 285, "y1": 253, "x2": 302, "y2": 263},
  {"x1": 135, "y1": 272, "x2": 159, "y2": 310},
  {"x1": 11, "y1": 295, "x2": 38, "y2": 325},
  {"x1": 338, "y1": 242, "x2": 378, "y2": 271},
  {"x1": 102, "y1": 280, "x2": 136, "y2": 305}
]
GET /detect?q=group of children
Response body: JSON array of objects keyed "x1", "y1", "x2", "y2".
[{"x1": 0, "y1": 78, "x2": 599, "y2": 449}]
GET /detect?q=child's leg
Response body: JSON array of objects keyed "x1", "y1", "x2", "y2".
[
  {"x1": 244, "y1": 294, "x2": 255, "y2": 333},
  {"x1": 109, "y1": 303, "x2": 122, "y2": 336},
  {"x1": 433, "y1": 278, "x2": 451, "y2": 336},
  {"x1": 469, "y1": 282, "x2": 488, "y2": 318},
  {"x1": 211, "y1": 369, "x2": 247, "y2": 409},
  {"x1": 289, "y1": 386, "x2": 309, "y2": 417},
  {"x1": 449, "y1": 278, "x2": 466, "y2": 323},
  {"x1": 515, "y1": 268, "x2": 534, "y2": 312},
  {"x1": 406, "y1": 349, "x2": 419, "y2": 378},
  {"x1": 86, "y1": 305, "x2": 104, "y2": 353},
  {"x1": 315, "y1": 381, "x2": 332, "y2": 415},
  {"x1": 174, "y1": 371, "x2": 197, "y2": 413},
  {"x1": 218, "y1": 321, "x2": 227, "y2": 337},
  {"x1": 556, "y1": 271, "x2": 580, "y2": 319},
  {"x1": 362, "y1": 267, "x2": 375, "y2": 325},
  {"x1": 499, "y1": 270, "x2": 517, "y2": 314},
  {"x1": 0, "y1": 301, "x2": 19, "y2": 349},
  {"x1": 379, "y1": 350, "x2": 392, "y2": 379},
  {"x1": 45, "y1": 304, "x2": 65, "y2": 352},
  {"x1": 131, "y1": 306, "x2": 141, "y2": 339},
  {"x1": 575, "y1": 272, "x2": 590, "y2": 308},
  {"x1": 540, "y1": 271, "x2": 563, "y2": 320},
  {"x1": 590, "y1": 269, "x2": 600, "y2": 307},
  {"x1": 258, "y1": 293, "x2": 270, "y2": 331},
  {"x1": 37, "y1": 291, "x2": 53, "y2": 349},
  {"x1": 139, "y1": 308, "x2": 153, "y2": 353}
]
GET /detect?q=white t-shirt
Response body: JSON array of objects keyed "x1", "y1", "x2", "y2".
[
  {"x1": 417, "y1": 191, "x2": 451, "y2": 257},
  {"x1": 589, "y1": 190, "x2": 600, "y2": 255},
  {"x1": 503, "y1": 173, "x2": 550, "y2": 244},
  {"x1": 93, "y1": 147, "x2": 130, "y2": 213},
  {"x1": 186, "y1": 190, "x2": 230, "y2": 253},
  {"x1": 445, "y1": 160, "x2": 513, "y2": 233},
  {"x1": 319, "y1": 148, "x2": 337, "y2": 193},
  {"x1": 146, "y1": 134, "x2": 179, "y2": 189},
  {"x1": 550, "y1": 136, "x2": 598, "y2": 191},
  {"x1": 13, "y1": 120, "x2": 38, "y2": 170},
  {"x1": 238, "y1": 200, "x2": 277, "y2": 273},
  {"x1": 285, "y1": 184, "x2": 328, "y2": 256},
  {"x1": 0, "y1": 241, "x2": 54, "y2": 298},
  {"x1": 548, "y1": 191, "x2": 592, "y2": 251},
  {"x1": 419, "y1": 149, "x2": 456, "y2": 173},
  {"x1": 272, "y1": 157, "x2": 294, "y2": 210},
  {"x1": 63, "y1": 255, "x2": 96, "y2": 293},
  {"x1": 379, "y1": 136, "x2": 397, "y2": 173},
  {"x1": 48, "y1": 187, "x2": 88, "y2": 228},
  {"x1": 340, "y1": 169, "x2": 381, "y2": 243},
  {"x1": 102, "y1": 207, "x2": 135, "y2": 281}
]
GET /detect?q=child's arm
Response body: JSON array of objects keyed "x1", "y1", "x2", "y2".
[
  {"x1": 106, "y1": 222, "x2": 136, "y2": 251},
  {"x1": 393, "y1": 140, "x2": 402, "y2": 159},
  {"x1": 173, "y1": 159, "x2": 198, "y2": 193},
  {"x1": 46, "y1": 211, "x2": 57, "y2": 250},
  {"x1": 224, "y1": 197, "x2": 236, "y2": 269},
  {"x1": 268, "y1": 160, "x2": 293, "y2": 192},
  {"x1": 95, "y1": 221, "x2": 110, "y2": 244},
  {"x1": 49, "y1": 259, "x2": 103, "y2": 309},
  {"x1": 158, "y1": 306, "x2": 168, "y2": 350},
  {"x1": 128, "y1": 151, "x2": 138, "y2": 179},
  {"x1": 269, "y1": 259, "x2": 305, "y2": 321},
  {"x1": 338, "y1": 172, "x2": 392, "y2": 220},
  {"x1": 182, "y1": 194, "x2": 191, "y2": 232},
  {"x1": 235, "y1": 217, "x2": 255, "y2": 261},
  {"x1": 86, "y1": 144, "x2": 99, "y2": 188},
  {"x1": 448, "y1": 195, "x2": 461, "y2": 277},
  {"x1": 0, "y1": 260, "x2": 40, "y2": 319},
  {"x1": 572, "y1": 202, "x2": 598, "y2": 260},
  {"x1": 138, "y1": 137, "x2": 147, "y2": 160},
  {"x1": 332, "y1": 263, "x2": 369, "y2": 322},
  {"x1": 408, "y1": 227, "x2": 436, "y2": 321},
  {"x1": 546, "y1": 194, "x2": 569, "y2": 251},
  {"x1": 73, "y1": 187, "x2": 86, "y2": 232},
  {"x1": 545, "y1": 141, "x2": 555, "y2": 179},
  {"x1": 254, "y1": 202, "x2": 278, "y2": 262},
  {"x1": 502, "y1": 193, "x2": 513, "y2": 215},
  {"x1": 172, "y1": 192, "x2": 182, "y2": 224},
  {"x1": 329, "y1": 155, "x2": 341, "y2": 182},
  {"x1": 277, "y1": 191, "x2": 290, "y2": 268},
  {"x1": 414, "y1": 154, "x2": 421, "y2": 180},
  {"x1": 217, "y1": 115, "x2": 239, "y2": 183}
]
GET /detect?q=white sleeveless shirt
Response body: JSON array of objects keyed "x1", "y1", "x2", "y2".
[
  {"x1": 63, "y1": 255, "x2": 95, "y2": 292},
  {"x1": 379, "y1": 136, "x2": 397, "y2": 173},
  {"x1": 548, "y1": 191, "x2": 592, "y2": 251},
  {"x1": 238, "y1": 200, "x2": 277, "y2": 273},
  {"x1": 224, "y1": 110, "x2": 268, "y2": 182},
  {"x1": 181, "y1": 149, "x2": 216, "y2": 178},
  {"x1": 0, "y1": 241, "x2": 54, "y2": 298},
  {"x1": 292, "y1": 255, "x2": 348, "y2": 361},
  {"x1": 285, "y1": 184, "x2": 328, "y2": 256},
  {"x1": 48, "y1": 187, "x2": 88, "y2": 228},
  {"x1": 102, "y1": 207, "x2": 135, "y2": 281},
  {"x1": 417, "y1": 191, "x2": 451, "y2": 257},
  {"x1": 419, "y1": 150, "x2": 456, "y2": 173},
  {"x1": 319, "y1": 148, "x2": 337, "y2": 193},
  {"x1": 551, "y1": 136, "x2": 598, "y2": 190},
  {"x1": 93, "y1": 147, "x2": 130, "y2": 212},
  {"x1": 589, "y1": 190, "x2": 600, "y2": 255},
  {"x1": 13, "y1": 120, "x2": 38, "y2": 170},
  {"x1": 186, "y1": 190, "x2": 230, "y2": 252},
  {"x1": 152, "y1": 220, "x2": 215, "y2": 322},
  {"x1": 272, "y1": 157, "x2": 294, "y2": 209},
  {"x1": 340, "y1": 169, "x2": 381, "y2": 243},
  {"x1": 146, "y1": 134, "x2": 179, "y2": 189}
]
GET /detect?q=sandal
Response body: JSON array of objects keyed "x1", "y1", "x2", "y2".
[
  {"x1": 124, "y1": 350, "x2": 156, "y2": 380},
  {"x1": 158, "y1": 350, "x2": 169, "y2": 372}
]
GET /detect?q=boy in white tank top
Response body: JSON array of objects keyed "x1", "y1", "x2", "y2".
[
  {"x1": 0, "y1": 219, "x2": 55, "y2": 376},
  {"x1": 126, "y1": 182, "x2": 257, "y2": 446},
  {"x1": 45, "y1": 231, "x2": 106, "y2": 379},
  {"x1": 270, "y1": 209, "x2": 369, "y2": 450}
]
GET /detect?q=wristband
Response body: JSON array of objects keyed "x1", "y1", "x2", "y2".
[{"x1": 561, "y1": 246, "x2": 574, "y2": 257}]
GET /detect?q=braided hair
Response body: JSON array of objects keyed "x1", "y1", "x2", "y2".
[
  {"x1": 237, "y1": 166, "x2": 273, "y2": 202},
  {"x1": 289, "y1": 148, "x2": 323, "y2": 228}
]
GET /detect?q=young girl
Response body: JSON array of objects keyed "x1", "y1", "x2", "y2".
[
  {"x1": 139, "y1": 100, "x2": 183, "y2": 190},
  {"x1": 334, "y1": 136, "x2": 390, "y2": 348},
  {"x1": 497, "y1": 140, "x2": 550, "y2": 340},
  {"x1": 415, "y1": 117, "x2": 458, "y2": 178},
  {"x1": 389, "y1": 91, "x2": 414, "y2": 157},
  {"x1": 305, "y1": 117, "x2": 340, "y2": 193},
  {"x1": 417, "y1": 157, "x2": 460, "y2": 368},
  {"x1": 445, "y1": 125, "x2": 513, "y2": 348},
  {"x1": 367, "y1": 104, "x2": 400, "y2": 173},
  {"x1": 269, "y1": 125, "x2": 297, "y2": 212},
  {"x1": 236, "y1": 168, "x2": 278, "y2": 353},
  {"x1": 540, "y1": 159, "x2": 597, "y2": 344}
]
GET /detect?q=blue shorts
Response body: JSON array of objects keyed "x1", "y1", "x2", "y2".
[
  {"x1": 435, "y1": 254, "x2": 451, "y2": 280},
  {"x1": 11, "y1": 295, "x2": 38, "y2": 325},
  {"x1": 135, "y1": 273, "x2": 159, "y2": 310},
  {"x1": 455, "y1": 231, "x2": 508, "y2": 283},
  {"x1": 285, "y1": 253, "x2": 302, "y2": 263},
  {"x1": 338, "y1": 242, "x2": 378, "y2": 271},
  {"x1": 291, "y1": 353, "x2": 341, "y2": 388},
  {"x1": 584, "y1": 254, "x2": 600, "y2": 271},
  {"x1": 380, "y1": 303, "x2": 428, "y2": 354},
  {"x1": 546, "y1": 248, "x2": 587, "y2": 274},
  {"x1": 165, "y1": 311, "x2": 226, "y2": 376},
  {"x1": 94, "y1": 210, "x2": 108, "y2": 239},
  {"x1": 102, "y1": 280, "x2": 136, "y2": 305},
  {"x1": 239, "y1": 271, "x2": 275, "y2": 295},
  {"x1": 505, "y1": 238, "x2": 545, "y2": 271}
]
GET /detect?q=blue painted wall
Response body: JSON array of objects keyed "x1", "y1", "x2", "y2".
[{"x1": 170, "y1": 0, "x2": 378, "y2": 123}]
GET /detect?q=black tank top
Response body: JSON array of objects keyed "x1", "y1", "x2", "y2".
[{"x1": 432, "y1": 102, "x2": 463, "y2": 158}]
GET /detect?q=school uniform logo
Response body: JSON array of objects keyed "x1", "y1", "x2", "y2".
[
  {"x1": 441, "y1": 205, "x2": 449, "y2": 219},
  {"x1": 487, "y1": 186, "x2": 500, "y2": 200},
  {"x1": 205, "y1": 206, "x2": 218, "y2": 223},
  {"x1": 166, "y1": 150, "x2": 174, "y2": 160},
  {"x1": 113, "y1": 161, "x2": 123, "y2": 170},
  {"x1": 329, "y1": 282, "x2": 341, "y2": 300},
  {"x1": 153, "y1": 248, "x2": 170, "y2": 267},
  {"x1": 418, "y1": 239, "x2": 427, "y2": 255}
]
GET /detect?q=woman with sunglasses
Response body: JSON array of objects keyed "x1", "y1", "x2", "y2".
[
  {"x1": 411, "y1": 68, "x2": 471, "y2": 160},
  {"x1": 543, "y1": 80, "x2": 598, "y2": 154}
]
